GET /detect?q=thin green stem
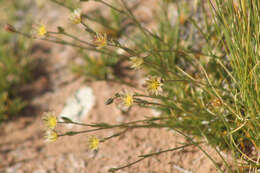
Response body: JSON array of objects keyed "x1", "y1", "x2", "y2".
[
  {"x1": 50, "y1": 0, "x2": 73, "y2": 10},
  {"x1": 97, "y1": 0, "x2": 125, "y2": 14},
  {"x1": 120, "y1": 0, "x2": 162, "y2": 42},
  {"x1": 109, "y1": 158, "x2": 145, "y2": 172},
  {"x1": 100, "y1": 129, "x2": 128, "y2": 142},
  {"x1": 173, "y1": 128, "x2": 225, "y2": 173},
  {"x1": 109, "y1": 143, "x2": 199, "y2": 172}
]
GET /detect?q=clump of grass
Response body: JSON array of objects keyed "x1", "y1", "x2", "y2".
[
  {"x1": 0, "y1": 30, "x2": 32, "y2": 122},
  {"x1": 0, "y1": 1, "x2": 33, "y2": 123},
  {"x1": 11, "y1": 0, "x2": 260, "y2": 172},
  {"x1": 206, "y1": 0, "x2": 260, "y2": 169}
]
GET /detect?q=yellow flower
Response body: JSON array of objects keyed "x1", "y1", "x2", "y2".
[
  {"x1": 42, "y1": 112, "x2": 57, "y2": 129},
  {"x1": 130, "y1": 57, "x2": 143, "y2": 69},
  {"x1": 44, "y1": 130, "x2": 58, "y2": 143},
  {"x1": 69, "y1": 8, "x2": 82, "y2": 24},
  {"x1": 36, "y1": 24, "x2": 47, "y2": 37},
  {"x1": 122, "y1": 93, "x2": 134, "y2": 107},
  {"x1": 145, "y1": 77, "x2": 163, "y2": 95},
  {"x1": 88, "y1": 136, "x2": 99, "y2": 150},
  {"x1": 94, "y1": 32, "x2": 107, "y2": 48}
]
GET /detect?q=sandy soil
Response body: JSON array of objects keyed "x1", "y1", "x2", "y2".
[{"x1": 0, "y1": 1, "x2": 229, "y2": 172}]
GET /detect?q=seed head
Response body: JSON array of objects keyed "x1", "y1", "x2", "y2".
[
  {"x1": 130, "y1": 57, "x2": 143, "y2": 69},
  {"x1": 69, "y1": 8, "x2": 82, "y2": 24}
]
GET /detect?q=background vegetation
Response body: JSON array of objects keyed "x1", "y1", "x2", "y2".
[
  {"x1": 4, "y1": 0, "x2": 260, "y2": 172},
  {"x1": 0, "y1": 1, "x2": 33, "y2": 122}
]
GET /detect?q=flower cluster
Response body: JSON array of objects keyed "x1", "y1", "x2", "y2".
[
  {"x1": 11, "y1": 0, "x2": 165, "y2": 158},
  {"x1": 130, "y1": 57, "x2": 143, "y2": 69},
  {"x1": 42, "y1": 112, "x2": 58, "y2": 142}
]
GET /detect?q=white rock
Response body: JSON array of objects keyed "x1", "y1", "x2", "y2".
[{"x1": 59, "y1": 86, "x2": 96, "y2": 127}]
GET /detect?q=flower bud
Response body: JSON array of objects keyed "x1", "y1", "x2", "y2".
[
  {"x1": 105, "y1": 98, "x2": 114, "y2": 105},
  {"x1": 4, "y1": 24, "x2": 16, "y2": 33},
  {"x1": 61, "y1": 116, "x2": 73, "y2": 123},
  {"x1": 57, "y1": 26, "x2": 65, "y2": 33}
]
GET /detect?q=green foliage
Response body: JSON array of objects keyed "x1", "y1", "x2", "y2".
[
  {"x1": 0, "y1": 31, "x2": 32, "y2": 122},
  {"x1": 73, "y1": 52, "x2": 118, "y2": 80},
  {"x1": 0, "y1": 0, "x2": 33, "y2": 123},
  {"x1": 17, "y1": 0, "x2": 260, "y2": 172}
]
